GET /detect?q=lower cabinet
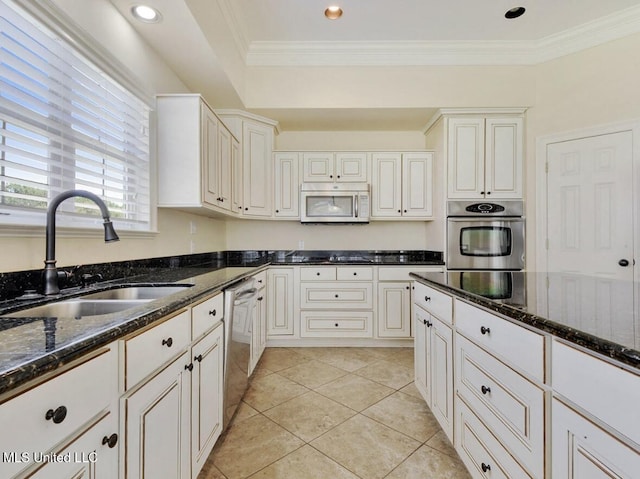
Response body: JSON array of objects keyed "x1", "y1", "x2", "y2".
[
  {"x1": 377, "y1": 282, "x2": 411, "y2": 338},
  {"x1": 249, "y1": 271, "x2": 267, "y2": 374},
  {"x1": 267, "y1": 267, "x2": 295, "y2": 337},
  {"x1": 413, "y1": 303, "x2": 454, "y2": 441}
]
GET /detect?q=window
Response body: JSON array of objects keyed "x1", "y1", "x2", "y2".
[{"x1": 0, "y1": 0, "x2": 152, "y2": 232}]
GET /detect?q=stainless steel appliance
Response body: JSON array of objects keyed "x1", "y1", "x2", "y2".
[
  {"x1": 447, "y1": 200, "x2": 525, "y2": 270},
  {"x1": 222, "y1": 278, "x2": 258, "y2": 430},
  {"x1": 446, "y1": 270, "x2": 526, "y2": 308},
  {"x1": 300, "y1": 183, "x2": 370, "y2": 223}
]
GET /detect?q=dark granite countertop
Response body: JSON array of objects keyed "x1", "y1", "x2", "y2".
[
  {"x1": 411, "y1": 271, "x2": 640, "y2": 370},
  {"x1": 0, "y1": 249, "x2": 443, "y2": 396}
]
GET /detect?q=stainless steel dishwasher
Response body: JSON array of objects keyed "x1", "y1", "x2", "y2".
[{"x1": 222, "y1": 278, "x2": 258, "y2": 430}]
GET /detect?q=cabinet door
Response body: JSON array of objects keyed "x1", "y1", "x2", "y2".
[
  {"x1": 231, "y1": 137, "x2": 242, "y2": 214},
  {"x1": 217, "y1": 125, "x2": 232, "y2": 209},
  {"x1": 335, "y1": 152, "x2": 368, "y2": 182},
  {"x1": 124, "y1": 352, "x2": 191, "y2": 479},
  {"x1": 402, "y1": 152, "x2": 433, "y2": 217},
  {"x1": 202, "y1": 106, "x2": 220, "y2": 206},
  {"x1": 447, "y1": 117, "x2": 485, "y2": 198},
  {"x1": 430, "y1": 317, "x2": 454, "y2": 442},
  {"x1": 302, "y1": 152, "x2": 334, "y2": 182},
  {"x1": 28, "y1": 413, "x2": 119, "y2": 479},
  {"x1": 371, "y1": 152, "x2": 402, "y2": 217},
  {"x1": 413, "y1": 306, "x2": 431, "y2": 403},
  {"x1": 242, "y1": 121, "x2": 273, "y2": 216},
  {"x1": 274, "y1": 152, "x2": 300, "y2": 218},
  {"x1": 191, "y1": 324, "x2": 224, "y2": 478},
  {"x1": 267, "y1": 268, "x2": 295, "y2": 336},
  {"x1": 552, "y1": 399, "x2": 640, "y2": 479},
  {"x1": 485, "y1": 117, "x2": 523, "y2": 198},
  {"x1": 377, "y1": 282, "x2": 411, "y2": 338}
]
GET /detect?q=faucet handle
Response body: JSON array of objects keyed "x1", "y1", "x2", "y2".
[{"x1": 81, "y1": 273, "x2": 103, "y2": 288}]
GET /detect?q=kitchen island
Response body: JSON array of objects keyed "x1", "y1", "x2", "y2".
[{"x1": 410, "y1": 270, "x2": 640, "y2": 479}]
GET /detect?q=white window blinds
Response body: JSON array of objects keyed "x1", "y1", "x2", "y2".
[{"x1": 0, "y1": 0, "x2": 152, "y2": 231}]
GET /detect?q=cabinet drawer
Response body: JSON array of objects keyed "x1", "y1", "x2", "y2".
[
  {"x1": 552, "y1": 340, "x2": 640, "y2": 444},
  {"x1": 413, "y1": 282, "x2": 452, "y2": 324},
  {"x1": 0, "y1": 348, "x2": 117, "y2": 479},
  {"x1": 455, "y1": 299, "x2": 544, "y2": 382},
  {"x1": 300, "y1": 282, "x2": 373, "y2": 309},
  {"x1": 456, "y1": 398, "x2": 533, "y2": 479},
  {"x1": 253, "y1": 270, "x2": 267, "y2": 289},
  {"x1": 336, "y1": 266, "x2": 373, "y2": 281},
  {"x1": 301, "y1": 311, "x2": 373, "y2": 337},
  {"x1": 457, "y1": 335, "x2": 544, "y2": 478},
  {"x1": 125, "y1": 310, "x2": 191, "y2": 389},
  {"x1": 192, "y1": 292, "x2": 223, "y2": 340},
  {"x1": 301, "y1": 267, "x2": 336, "y2": 281}
]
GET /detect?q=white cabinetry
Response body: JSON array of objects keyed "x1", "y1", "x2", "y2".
[
  {"x1": 413, "y1": 282, "x2": 454, "y2": 441},
  {"x1": 371, "y1": 152, "x2": 433, "y2": 219},
  {"x1": 267, "y1": 267, "x2": 296, "y2": 337},
  {"x1": 446, "y1": 114, "x2": 523, "y2": 199},
  {"x1": 0, "y1": 347, "x2": 118, "y2": 479},
  {"x1": 274, "y1": 152, "x2": 300, "y2": 218},
  {"x1": 302, "y1": 152, "x2": 368, "y2": 182},
  {"x1": 157, "y1": 94, "x2": 237, "y2": 215}
]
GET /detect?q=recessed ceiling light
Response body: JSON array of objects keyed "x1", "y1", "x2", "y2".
[
  {"x1": 324, "y1": 6, "x2": 343, "y2": 20},
  {"x1": 131, "y1": 5, "x2": 162, "y2": 23},
  {"x1": 505, "y1": 6, "x2": 526, "y2": 19}
]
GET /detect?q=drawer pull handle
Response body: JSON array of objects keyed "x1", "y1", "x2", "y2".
[
  {"x1": 481, "y1": 463, "x2": 491, "y2": 473},
  {"x1": 162, "y1": 337, "x2": 173, "y2": 347},
  {"x1": 209, "y1": 309, "x2": 217, "y2": 316},
  {"x1": 102, "y1": 433, "x2": 118, "y2": 448},
  {"x1": 481, "y1": 385, "x2": 491, "y2": 395},
  {"x1": 194, "y1": 354, "x2": 203, "y2": 362},
  {"x1": 185, "y1": 363, "x2": 194, "y2": 372},
  {"x1": 425, "y1": 296, "x2": 431, "y2": 302},
  {"x1": 480, "y1": 326, "x2": 491, "y2": 335},
  {"x1": 45, "y1": 406, "x2": 67, "y2": 424},
  {"x1": 257, "y1": 296, "x2": 264, "y2": 301}
]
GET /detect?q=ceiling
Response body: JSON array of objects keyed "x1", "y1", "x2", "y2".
[{"x1": 108, "y1": 0, "x2": 640, "y2": 131}]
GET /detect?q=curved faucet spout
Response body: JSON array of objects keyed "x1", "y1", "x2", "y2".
[{"x1": 44, "y1": 189, "x2": 120, "y2": 295}]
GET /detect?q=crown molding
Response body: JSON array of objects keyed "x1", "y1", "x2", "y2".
[
  {"x1": 422, "y1": 108, "x2": 528, "y2": 134},
  {"x1": 241, "y1": 4, "x2": 640, "y2": 67},
  {"x1": 216, "y1": 0, "x2": 250, "y2": 60}
]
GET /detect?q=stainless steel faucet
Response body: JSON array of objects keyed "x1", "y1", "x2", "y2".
[{"x1": 44, "y1": 190, "x2": 119, "y2": 295}]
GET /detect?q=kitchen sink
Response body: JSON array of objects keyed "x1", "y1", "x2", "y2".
[
  {"x1": 79, "y1": 284, "x2": 193, "y2": 300},
  {"x1": 7, "y1": 299, "x2": 152, "y2": 318}
]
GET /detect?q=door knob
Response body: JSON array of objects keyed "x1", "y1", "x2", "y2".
[{"x1": 619, "y1": 259, "x2": 630, "y2": 267}]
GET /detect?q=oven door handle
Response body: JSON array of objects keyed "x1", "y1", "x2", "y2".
[{"x1": 447, "y1": 217, "x2": 523, "y2": 222}]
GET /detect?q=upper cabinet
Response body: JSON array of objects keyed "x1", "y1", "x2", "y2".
[
  {"x1": 432, "y1": 110, "x2": 524, "y2": 199},
  {"x1": 157, "y1": 95, "x2": 239, "y2": 216},
  {"x1": 274, "y1": 152, "x2": 301, "y2": 218},
  {"x1": 371, "y1": 152, "x2": 434, "y2": 219},
  {"x1": 302, "y1": 152, "x2": 368, "y2": 182}
]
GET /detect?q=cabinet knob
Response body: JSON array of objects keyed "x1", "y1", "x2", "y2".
[
  {"x1": 209, "y1": 309, "x2": 217, "y2": 316},
  {"x1": 426, "y1": 320, "x2": 432, "y2": 327},
  {"x1": 102, "y1": 433, "x2": 118, "y2": 448},
  {"x1": 194, "y1": 354, "x2": 203, "y2": 363},
  {"x1": 45, "y1": 406, "x2": 67, "y2": 424},
  {"x1": 334, "y1": 323, "x2": 339, "y2": 327},
  {"x1": 619, "y1": 259, "x2": 630, "y2": 267},
  {"x1": 481, "y1": 463, "x2": 491, "y2": 473},
  {"x1": 245, "y1": 207, "x2": 249, "y2": 211},
  {"x1": 353, "y1": 272, "x2": 357, "y2": 276},
  {"x1": 330, "y1": 175, "x2": 333, "y2": 179},
  {"x1": 406, "y1": 286, "x2": 410, "y2": 290},
  {"x1": 486, "y1": 191, "x2": 491, "y2": 195},
  {"x1": 480, "y1": 326, "x2": 491, "y2": 335},
  {"x1": 316, "y1": 272, "x2": 321, "y2": 276},
  {"x1": 425, "y1": 296, "x2": 431, "y2": 302},
  {"x1": 257, "y1": 296, "x2": 264, "y2": 301},
  {"x1": 185, "y1": 363, "x2": 194, "y2": 372},
  {"x1": 337, "y1": 175, "x2": 341, "y2": 179},
  {"x1": 403, "y1": 209, "x2": 407, "y2": 213},
  {"x1": 334, "y1": 294, "x2": 339, "y2": 298},
  {"x1": 162, "y1": 337, "x2": 173, "y2": 347},
  {"x1": 397, "y1": 209, "x2": 401, "y2": 213},
  {"x1": 481, "y1": 385, "x2": 491, "y2": 395},
  {"x1": 275, "y1": 209, "x2": 279, "y2": 213}
]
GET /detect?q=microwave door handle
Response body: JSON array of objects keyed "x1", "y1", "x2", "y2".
[{"x1": 354, "y1": 195, "x2": 359, "y2": 218}]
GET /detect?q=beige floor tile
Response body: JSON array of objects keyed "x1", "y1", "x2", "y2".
[
  {"x1": 231, "y1": 401, "x2": 260, "y2": 424},
  {"x1": 197, "y1": 461, "x2": 227, "y2": 479},
  {"x1": 312, "y1": 415, "x2": 421, "y2": 479},
  {"x1": 277, "y1": 359, "x2": 348, "y2": 388},
  {"x1": 312, "y1": 347, "x2": 381, "y2": 371},
  {"x1": 362, "y1": 391, "x2": 441, "y2": 442},
  {"x1": 315, "y1": 373, "x2": 394, "y2": 411},
  {"x1": 248, "y1": 445, "x2": 359, "y2": 479},
  {"x1": 426, "y1": 430, "x2": 458, "y2": 458},
  {"x1": 368, "y1": 347, "x2": 414, "y2": 366},
  {"x1": 385, "y1": 445, "x2": 472, "y2": 479},
  {"x1": 399, "y1": 381, "x2": 423, "y2": 400},
  {"x1": 211, "y1": 415, "x2": 304, "y2": 479},
  {"x1": 243, "y1": 373, "x2": 309, "y2": 412},
  {"x1": 355, "y1": 359, "x2": 415, "y2": 390},
  {"x1": 255, "y1": 347, "x2": 310, "y2": 372},
  {"x1": 264, "y1": 391, "x2": 356, "y2": 442}
]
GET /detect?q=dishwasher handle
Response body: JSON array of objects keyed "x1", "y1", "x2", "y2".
[{"x1": 234, "y1": 288, "x2": 258, "y2": 305}]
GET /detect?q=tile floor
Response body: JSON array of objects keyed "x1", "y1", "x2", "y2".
[{"x1": 198, "y1": 347, "x2": 471, "y2": 479}]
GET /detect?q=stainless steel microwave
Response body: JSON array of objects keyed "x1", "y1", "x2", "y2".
[{"x1": 300, "y1": 183, "x2": 370, "y2": 223}]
